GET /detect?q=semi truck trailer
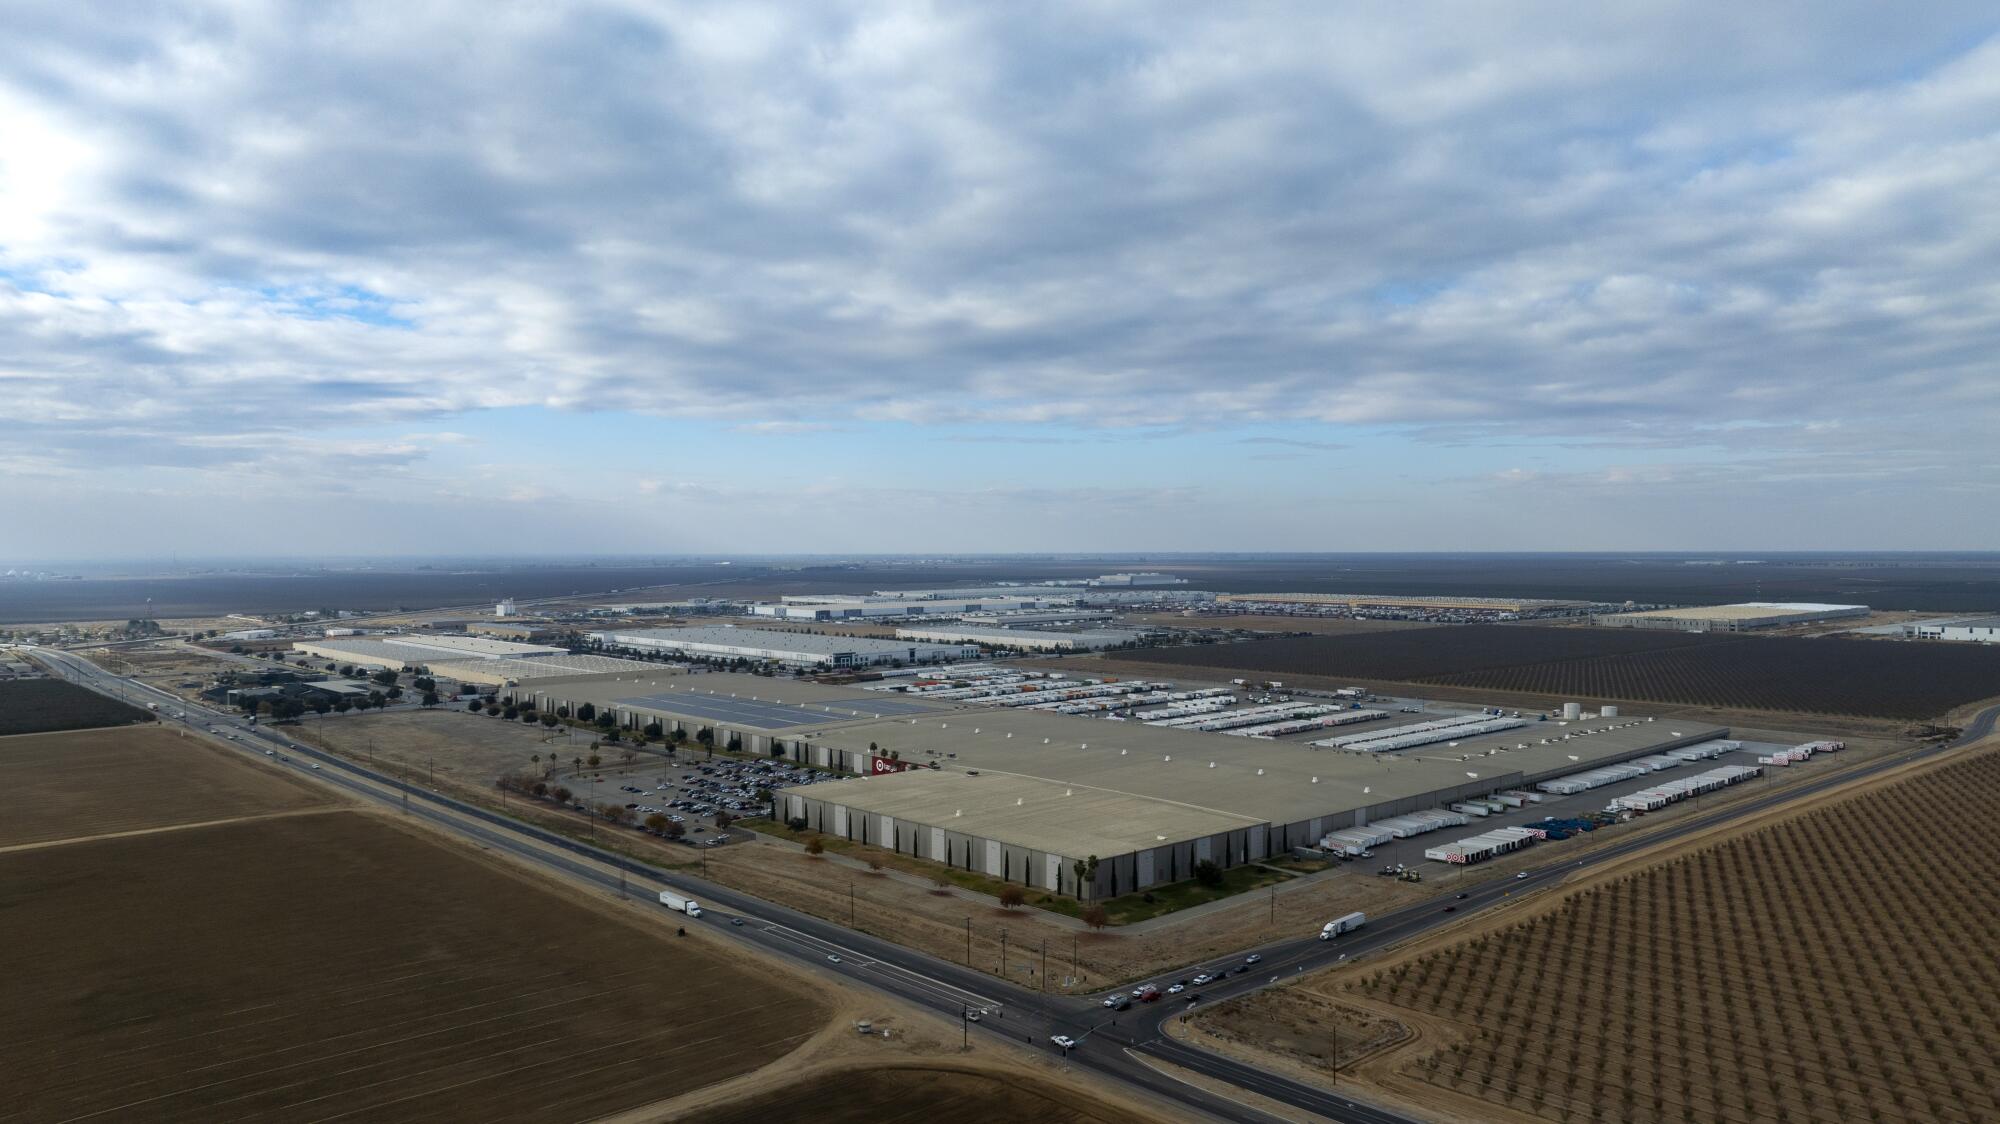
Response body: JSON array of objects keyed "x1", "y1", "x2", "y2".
[
  {"x1": 1319, "y1": 911, "x2": 1366, "y2": 939},
  {"x1": 659, "y1": 890, "x2": 703, "y2": 917}
]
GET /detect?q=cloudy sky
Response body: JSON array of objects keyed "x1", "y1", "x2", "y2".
[{"x1": 3, "y1": 2, "x2": 1996, "y2": 558}]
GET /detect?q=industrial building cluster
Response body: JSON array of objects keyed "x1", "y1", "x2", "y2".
[
  {"x1": 503, "y1": 662, "x2": 1734, "y2": 901},
  {"x1": 1210, "y1": 592, "x2": 1605, "y2": 622},
  {"x1": 255, "y1": 577, "x2": 1883, "y2": 906}
]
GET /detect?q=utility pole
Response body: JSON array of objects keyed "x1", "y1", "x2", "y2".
[
  {"x1": 1041, "y1": 938, "x2": 1048, "y2": 993},
  {"x1": 964, "y1": 917, "x2": 972, "y2": 967},
  {"x1": 849, "y1": 882, "x2": 855, "y2": 927},
  {"x1": 961, "y1": 1003, "x2": 969, "y2": 1049},
  {"x1": 1071, "y1": 934, "x2": 1078, "y2": 991},
  {"x1": 999, "y1": 927, "x2": 1008, "y2": 977}
]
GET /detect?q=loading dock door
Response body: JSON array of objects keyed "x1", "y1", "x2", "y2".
[
  {"x1": 984, "y1": 839, "x2": 1002, "y2": 877},
  {"x1": 930, "y1": 827, "x2": 945, "y2": 861}
]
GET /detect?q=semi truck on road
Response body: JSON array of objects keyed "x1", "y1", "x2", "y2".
[
  {"x1": 659, "y1": 890, "x2": 703, "y2": 917},
  {"x1": 1319, "y1": 912, "x2": 1366, "y2": 939}
]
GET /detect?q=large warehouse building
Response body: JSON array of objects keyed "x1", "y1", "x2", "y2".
[
  {"x1": 505, "y1": 670, "x2": 1726, "y2": 900},
  {"x1": 427, "y1": 653, "x2": 664, "y2": 686},
  {"x1": 751, "y1": 596, "x2": 1066, "y2": 621},
  {"x1": 1906, "y1": 616, "x2": 2000, "y2": 643},
  {"x1": 894, "y1": 625, "x2": 1141, "y2": 652},
  {"x1": 1216, "y1": 593, "x2": 1592, "y2": 614},
  {"x1": 292, "y1": 633, "x2": 566, "y2": 669},
  {"x1": 1596, "y1": 602, "x2": 1869, "y2": 632},
  {"x1": 590, "y1": 626, "x2": 978, "y2": 667}
]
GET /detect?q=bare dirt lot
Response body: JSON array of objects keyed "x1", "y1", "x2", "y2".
[
  {"x1": 1189, "y1": 740, "x2": 2000, "y2": 1124},
  {"x1": 0, "y1": 727, "x2": 330, "y2": 847},
  {"x1": 297, "y1": 706, "x2": 588, "y2": 790},
  {"x1": 700, "y1": 1064, "x2": 1162, "y2": 1124},
  {"x1": 0, "y1": 809, "x2": 831, "y2": 1123}
]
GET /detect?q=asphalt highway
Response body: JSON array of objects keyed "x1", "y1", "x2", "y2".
[{"x1": 27, "y1": 645, "x2": 1999, "y2": 1124}]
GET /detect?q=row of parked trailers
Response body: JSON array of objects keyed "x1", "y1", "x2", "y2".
[
  {"x1": 1131, "y1": 696, "x2": 1235, "y2": 721},
  {"x1": 1319, "y1": 808, "x2": 1472, "y2": 854},
  {"x1": 1449, "y1": 789, "x2": 1545, "y2": 817},
  {"x1": 1534, "y1": 740, "x2": 1743, "y2": 795},
  {"x1": 1425, "y1": 826, "x2": 1541, "y2": 864},
  {"x1": 1316, "y1": 711, "x2": 1528, "y2": 752},
  {"x1": 1148, "y1": 700, "x2": 1331, "y2": 731},
  {"x1": 1758, "y1": 739, "x2": 1845, "y2": 766},
  {"x1": 1608, "y1": 764, "x2": 1763, "y2": 812},
  {"x1": 1225, "y1": 707, "x2": 1389, "y2": 739}
]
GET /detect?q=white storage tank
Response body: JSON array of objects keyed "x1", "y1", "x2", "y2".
[
  {"x1": 1562, "y1": 702, "x2": 1583, "y2": 720},
  {"x1": 1600, "y1": 705, "x2": 1620, "y2": 718}
]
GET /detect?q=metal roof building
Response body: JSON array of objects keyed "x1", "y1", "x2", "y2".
[
  {"x1": 1596, "y1": 602, "x2": 1869, "y2": 632},
  {"x1": 292, "y1": 634, "x2": 565, "y2": 669},
  {"x1": 894, "y1": 625, "x2": 1141, "y2": 651},
  {"x1": 590, "y1": 626, "x2": 978, "y2": 667},
  {"x1": 500, "y1": 669, "x2": 1726, "y2": 900}
]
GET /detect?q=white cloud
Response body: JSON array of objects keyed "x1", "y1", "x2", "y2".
[{"x1": 0, "y1": 2, "x2": 1996, "y2": 550}]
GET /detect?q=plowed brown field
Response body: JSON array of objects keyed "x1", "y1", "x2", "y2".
[
  {"x1": 0, "y1": 727, "x2": 330, "y2": 847},
  {"x1": 0, "y1": 811, "x2": 828, "y2": 1123},
  {"x1": 701, "y1": 1064, "x2": 1159, "y2": 1124}
]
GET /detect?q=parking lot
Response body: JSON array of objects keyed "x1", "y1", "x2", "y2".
[{"x1": 588, "y1": 754, "x2": 841, "y2": 848}]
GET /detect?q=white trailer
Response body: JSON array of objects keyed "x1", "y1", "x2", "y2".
[
  {"x1": 1319, "y1": 911, "x2": 1366, "y2": 939},
  {"x1": 659, "y1": 890, "x2": 703, "y2": 917}
]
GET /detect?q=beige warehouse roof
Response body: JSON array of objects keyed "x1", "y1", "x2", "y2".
[
  {"x1": 789, "y1": 707, "x2": 1723, "y2": 827},
  {"x1": 428, "y1": 654, "x2": 667, "y2": 684},
  {"x1": 785, "y1": 769, "x2": 1264, "y2": 858}
]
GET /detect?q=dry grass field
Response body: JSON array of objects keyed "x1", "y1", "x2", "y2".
[
  {"x1": 296, "y1": 707, "x2": 591, "y2": 790},
  {"x1": 0, "y1": 727, "x2": 329, "y2": 847},
  {"x1": 0, "y1": 809, "x2": 830, "y2": 1123},
  {"x1": 701, "y1": 1064, "x2": 1162, "y2": 1124},
  {"x1": 1197, "y1": 743, "x2": 2000, "y2": 1124}
]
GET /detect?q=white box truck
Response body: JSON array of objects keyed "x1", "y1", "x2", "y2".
[
  {"x1": 1319, "y1": 911, "x2": 1366, "y2": 939},
  {"x1": 659, "y1": 890, "x2": 703, "y2": 917}
]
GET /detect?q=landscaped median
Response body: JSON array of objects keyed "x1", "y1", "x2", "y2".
[{"x1": 738, "y1": 817, "x2": 1297, "y2": 925}]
